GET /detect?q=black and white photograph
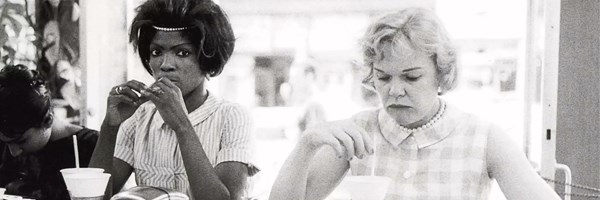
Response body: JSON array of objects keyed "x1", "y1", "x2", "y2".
[{"x1": 0, "y1": 0, "x2": 598, "y2": 199}]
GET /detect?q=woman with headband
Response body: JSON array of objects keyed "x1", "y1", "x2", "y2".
[{"x1": 89, "y1": 0, "x2": 257, "y2": 199}]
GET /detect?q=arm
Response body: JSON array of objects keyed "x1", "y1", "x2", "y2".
[
  {"x1": 146, "y1": 79, "x2": 242, "y2": 200},
  {"x1": 215, "y1": 162, "x2": 249, "y2": 199},
  {"x1": 173, "y1": 104, "x2": 255, "y2": 200},
  {"x1": 89, "y1": 120, "x2": 134, "y2": 197},
  {"x1": 212, "y1": 104, "x2": 257, "y2": 199},
  {"x1": 487, "y1": 128, "x2": 561, "y2": 200},
  {"x1": 270, "y1": 119, "x2": 374, "y2": 200},
  {"x1": 89, "y1": 81, "x2": 148, "y2": 197},
  {"x1": 270, "y1": 140, "x2": 349, "y2": 200},
  {"x1": 174, "y1": 124, "x2": 233, "y2": 200}
]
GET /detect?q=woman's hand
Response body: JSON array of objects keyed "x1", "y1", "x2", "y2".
[
  {"x1": 106, "y1": 80, "x2": 149, "y2": 126},
  {"x1": 300, "y1": 119, "x2": 374, "y2": 160},
  {"x1": 140, "y1": 78, "x2": 189, "y2": 132}
]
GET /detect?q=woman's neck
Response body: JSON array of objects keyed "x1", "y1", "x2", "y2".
[{"x1": 183, "y1": 86, "x2": 208, "y2": 113}]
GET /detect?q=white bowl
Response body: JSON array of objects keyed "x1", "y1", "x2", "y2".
[{"x1": 338, "y1": 176, "x2": 392, "y2": 200}]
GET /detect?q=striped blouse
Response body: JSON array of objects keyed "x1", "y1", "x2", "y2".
[
  {"x1": 349, "y1": 101, "x2": 494, "y2": 200},
  {"x1": 114, "y1": 93, "x2": 256, "y2": 197}
]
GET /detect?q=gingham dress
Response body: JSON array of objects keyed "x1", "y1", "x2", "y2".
[
  {"x1": 349, "y1": 102, "x2": 493, "y2": 200},
  {"x1": 114, "y1": 93, "x2": 257, "y2": 198}
]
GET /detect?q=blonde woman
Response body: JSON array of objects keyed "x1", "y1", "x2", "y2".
[{"x1": 270, "y1": 8, "x2": 560, "y2": 200}]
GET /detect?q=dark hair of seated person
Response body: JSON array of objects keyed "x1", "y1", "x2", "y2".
[
  {"x1": 0, "y1": 64, "x2": 53, "y2": 138},
  {"x1": 0, "y1": 64, "x2": 99, "y2": 200}
]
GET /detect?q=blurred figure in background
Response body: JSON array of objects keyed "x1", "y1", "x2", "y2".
[
  {"x1": 288, "y1": 58, "x2": 328, "y2": 134},
  {"x1": 270, "y1": 8, "x2": 560, "y2": 200},
  {"x1": 0, "y1": 64, "x2": 98, "y2": 200},
  {"x1": 89, "y1": 0, "x2": 258, "y2": 199}
]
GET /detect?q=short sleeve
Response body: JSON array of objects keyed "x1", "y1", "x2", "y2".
[
  {"x1": 114, "y1": 115, "x2": 137, "y2": 166},
  {"x1": 216, "y1": 103, "x2": 259, "y2": 176}
]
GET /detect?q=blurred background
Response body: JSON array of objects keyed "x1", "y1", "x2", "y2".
[{"x1": 2, "y1": 0, "x2": 599, "y2": 199}]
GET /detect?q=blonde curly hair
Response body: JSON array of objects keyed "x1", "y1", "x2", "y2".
[{"x1": 361, "y1": 8, "x2": 458, "y2": 95}]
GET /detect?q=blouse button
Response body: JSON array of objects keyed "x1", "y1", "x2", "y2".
[{"x1": 403, "y1": 171, "x2": 413, "y2": 178}]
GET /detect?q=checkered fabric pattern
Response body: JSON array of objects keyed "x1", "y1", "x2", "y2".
[
  {"x1": 114, "y1": 93, "x2": 257, "y2": 198},
  {"x1": 349, "y1": 102, "x2": 493, "y2": 200}
]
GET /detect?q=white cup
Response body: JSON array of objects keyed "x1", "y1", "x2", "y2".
[
  {"x1": 338, "y1": 176, "x2": 392, "y2": 200},
  {"x1": 62, "y1": 172, "x2": 111, "y2": 200},
  {"x1": 0, "y1": 188, "x2": 5, "y2": 198},
  {"x1": 60, "y1": 168, "x2": 104, "y2": 176}
]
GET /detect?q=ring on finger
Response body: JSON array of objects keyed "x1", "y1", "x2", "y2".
[
  {"x1": 115, "y1": 86, "x2": 123, "y2": 95},
  {"x1": 150, "y1": 87, "x2": 164, "y2": 95}
]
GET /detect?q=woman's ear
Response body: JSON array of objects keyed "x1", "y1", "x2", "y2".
[
  {"x1": 42, "y1": 111, "x2": 54, "y2": 128},
  {"x1": 436, "y1": 77, "x2": 444, "y2": 95}
]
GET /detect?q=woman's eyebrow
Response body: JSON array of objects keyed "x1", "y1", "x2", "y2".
[
  {"x1": 374, "y1": 67, "x2": 422, "y2": 73},
  {"x1": 402, "y1": 67, "x2": 422, "y2": 72}
]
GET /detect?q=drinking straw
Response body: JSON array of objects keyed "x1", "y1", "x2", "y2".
[
  {"x1": 370, "y1": 134, "x2": 377, "y2": 176},
  {"x1": 72, "y1": 135, "x2": 80, "y2": 168}
]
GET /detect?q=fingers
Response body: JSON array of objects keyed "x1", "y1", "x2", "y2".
[
  {"x1": 349, "y1": 121, "x2": 375, "y2": 155},
  {"x1": 108, "y1": 93, "x2": 137, "y2": 106},
  {"x1": 140, "y1": 88, "x2": 160, "y2": 102},
  {"x1": 317, "y1": 133, "x2": 345, "y2": 159},
  {"x1": 340, "y1": 121, "x2": 374, "y2": 160},
  {"x1": 307, "y1": 120, "x2": 374, "y2": 161},
  {"x1": 141, "y1": 77, "x2": 174, "y2": 98},
  {"x1": 157, "y1": 77, "x2": 178, "y2": 89},
  {"x1": 140, "y1": 81, "x2": 167, "y2": 102},
  {"x1": 140, "y1": 79, "x2": 187, "y2": 113},
  {"x1": 118, "y1": 86, "x2": 140, "y2": 100},
  {"x1": 123, "y1": 80, "x2": 149, "y2": 93},
  {"x1": 333, "y1": 130, "x2": 355, "y2": 160},
  {"x1": 110, "y1": 80, "x2": 149, "y2": 105},
  {"x1": 343, "y1": 126, "x2": 366, "y2": 159}
]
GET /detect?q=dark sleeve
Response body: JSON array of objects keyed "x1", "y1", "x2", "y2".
[
  {"x1": 0, "y1": 143, "x2": 17, "y2": 186},
  {"x1": 75, "y1": 128, "x2": 99, "y2": 167}
]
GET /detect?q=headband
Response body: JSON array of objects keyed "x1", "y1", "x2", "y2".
[{"x1": 152, "y1": 25, "x2": 190, "y2": 32}]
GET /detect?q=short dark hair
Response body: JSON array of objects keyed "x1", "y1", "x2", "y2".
[
  {"x1": 129, "y1": 0, "x2": 235, "y2": 77},
  {"x1": 0, "y1": 65, "x2": 53, "y2": 139}
]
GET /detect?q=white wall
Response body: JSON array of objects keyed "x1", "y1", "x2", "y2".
[{"x1": 80, "y1": 0, "x2": 128, "y2": 129}]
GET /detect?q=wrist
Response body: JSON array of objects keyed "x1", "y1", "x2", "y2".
[
  {"x1": 170, "y1": 120, "x2": 194, "y2": 134},
  {"x1": 297, "y1": 136, "x2": 320, "y2": 158}
]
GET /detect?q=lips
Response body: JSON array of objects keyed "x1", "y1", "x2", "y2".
[
  {"x1": 158, "y1": 76, "x2": 178, "y2": 83},
  {"x1": 387, "y1": 104, "x2": 410, "y2": 109}
]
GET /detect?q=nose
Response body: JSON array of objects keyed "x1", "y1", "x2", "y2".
[
  {"x1": 388, "y1": 81, "x2": 406, "y2": 97},
  {"x1": 7, "y1": 144, "x2": 23, "y2": 156},
  {"x1": 159, "y1": 54, "x2": 176, "y2": 73}
]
